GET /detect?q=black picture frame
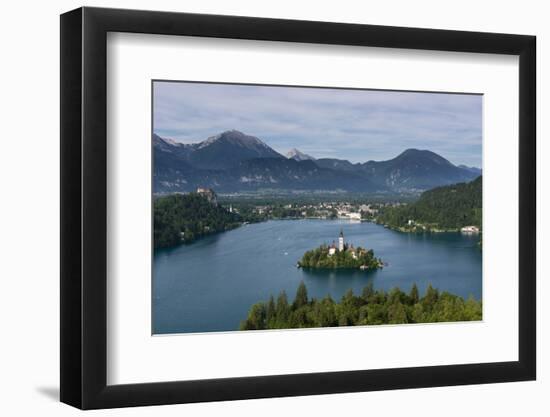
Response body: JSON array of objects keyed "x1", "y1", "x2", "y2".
[{"x1": 60, "y1": 6, "x2": 536, "y2": 410}]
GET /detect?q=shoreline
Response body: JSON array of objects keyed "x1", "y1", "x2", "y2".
[
  {"x1": 373, "y1": 220, "x2": 481, "y2": 235},
  {"x1": 155, "y1": 217, "x2": 473, "y2": 251}
]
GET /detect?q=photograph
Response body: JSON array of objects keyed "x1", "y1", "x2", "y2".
[{"x1": 152, "y1": 81, "x2": 483, "y2": 334}]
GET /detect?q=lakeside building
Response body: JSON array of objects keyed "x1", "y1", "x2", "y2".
[
  {"x1": 461, "y1": 225, "x2": 480, "y2": 234},
  {"x1": 360, "y1": 204, "x2": 378, "y2": 215},
  {"x1": 337, "y1": 209, "x2": 361, "y2": 221},
  {"x1": 347, "y1": 212, "x2": 361, "y2": 221}
]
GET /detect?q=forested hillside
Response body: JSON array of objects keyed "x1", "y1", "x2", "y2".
[
  {"x1": 239, "y1": 282, "x2": 482, "y2": 330},
  {"x1": 376, "y1": 176, "x2": 482, "y2": 231},
  {"x1": 154, "y1": 193, "x2": 242, "y2": 248}
]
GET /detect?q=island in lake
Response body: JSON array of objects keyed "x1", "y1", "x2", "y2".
[{"x1": 297, "y1": 229, "x2": 383, "y2": 270}]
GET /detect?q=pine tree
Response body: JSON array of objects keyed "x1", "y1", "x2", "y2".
[
  {"x1": 422, "y1": 284, "x2": 439, "y2": 311},
  {"x1": 388, "y1": 302, "x2": 408, "y2": 324},
  {"x1": 362, "y1": 282, "x2": 374, "y2": 302},
  {"x1": 409, "y1": 283, "x2": 419, "y2": 305},
  {"x1": 388, "y1": 287, "x2": 404, "y2": 305},
  {"x1": 266, "y1": 295, "x2": 276, "y2": 322},
  {"x1": 276, "y1": 291, "x2": 290, "y2": 323},
  {"x1": 240, "y1": 303, "x2": 266, "y2": 330},
  {"x1": 293, "y1": 281, "x2": 309, "y2": 309}
]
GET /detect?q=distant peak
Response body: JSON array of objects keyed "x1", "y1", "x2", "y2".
[
  {"x1": 162, "y1": 137, "x2": 181, "y2": 146},
  {"x1": 222, "y1": 129, "x2": 245, "y2": 136},
  {"x1": 153, "y1": 133, "x2": 182, "y2": 147},
  {"x1": 399, "y1": 148, "x2": 448, "y2": 158},
  {"x1": 458, "y1": 164, "x2": 482, "y2": 174},
  {"x1": 398, "y1": 148, "x2": 450, "y2": 161},
  {"x1": 400, "y1": 148, "x2": 425, "y2": 155},
  {"x1": 458, "y1": 164, "x2": 481, "y2": 170},
  {"x1": 286, "y1": 148, "x2": 316, "y2": 161},
  {"x1": 199, "y1": 130, "x2": 266, "y2": 148}
]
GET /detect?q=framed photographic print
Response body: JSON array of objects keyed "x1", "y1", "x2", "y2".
[{"x1": 60, "y1": 7, "x2": 536, "y2": 409}]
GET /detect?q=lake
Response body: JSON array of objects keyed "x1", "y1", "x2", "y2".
[{"x1": 153, "y1": 219, "x2": 482, "y2": 334}]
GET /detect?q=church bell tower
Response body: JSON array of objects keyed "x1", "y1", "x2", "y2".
[{"x1": 338, "y1": 229, "x2": 344, "y2": 252}]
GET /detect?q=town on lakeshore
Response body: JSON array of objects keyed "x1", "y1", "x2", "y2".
[{"x1": 196, "y1": 185, "x2": 481, "y2": 235}]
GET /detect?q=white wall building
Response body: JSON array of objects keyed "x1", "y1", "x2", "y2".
[{"x1": 347, "y1": 212, "x2": 361, "y2": 220}]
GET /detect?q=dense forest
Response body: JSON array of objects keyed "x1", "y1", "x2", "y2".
[
  {"x1": 376, "y1": 176, "x2": 482, "y2": 232},
  {"x1": 298, "y1": 245, "x2": 382, "y2": 270},
  {"x1": 154, "y1": 193, "x2": 242, "y2": 248},
  {"x1": 240, "y1": 282, "x2": 482, "y2": 330}
]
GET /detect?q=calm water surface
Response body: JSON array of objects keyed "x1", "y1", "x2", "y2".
[{"x1": 153, "y1": 220, "x2": 482, "y2": 334}]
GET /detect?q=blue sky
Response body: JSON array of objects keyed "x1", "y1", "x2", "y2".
[{"x1": 153, "y1": 81, "x2": 482, "y2": 167}]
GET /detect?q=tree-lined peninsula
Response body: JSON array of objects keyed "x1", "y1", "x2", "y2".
[
  {"x1": 240, "y1": 282, "x2": 482, "y2": 330},
  {"x1": 376, "y1": 176, "x2": 482, "y2": 232},
  {"x1": 154, "y1": 191, "x2": 242, "y2": 248}
]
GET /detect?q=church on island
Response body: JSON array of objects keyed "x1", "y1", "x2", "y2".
[
  {"x1": 297, "y1": 228, "x2": 382, "y2": 270},
  {"x1": 328, "y1": 229, "x2": 358, "y2": 259}
]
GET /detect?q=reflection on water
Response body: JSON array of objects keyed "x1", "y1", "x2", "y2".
[{"x1": 153, "y1": 220, "x2": 482, "y2": 334}]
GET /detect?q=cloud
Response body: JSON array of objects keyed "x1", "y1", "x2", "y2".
[{"x1": 153, "y1": 81, "x2": 482, "y2": 167}]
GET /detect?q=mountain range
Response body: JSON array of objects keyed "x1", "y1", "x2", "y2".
[{"x1": 153, "y1": 130, "x2": 480, "y2": 194}]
